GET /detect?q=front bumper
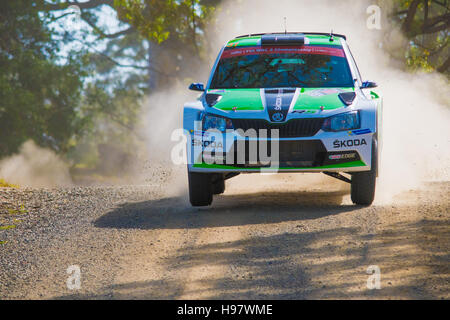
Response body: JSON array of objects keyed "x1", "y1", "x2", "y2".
[{"x1": 187, "y1": 129, "x2": 373, "y2": 173}]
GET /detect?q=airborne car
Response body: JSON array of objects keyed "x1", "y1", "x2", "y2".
[{"x1": 183, "y1": 32, "x2": 382, "y2": 206}]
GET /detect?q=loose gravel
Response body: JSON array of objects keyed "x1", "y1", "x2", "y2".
[{"x1": 0, "y1": 180, "x2": 448, "y2": 299}]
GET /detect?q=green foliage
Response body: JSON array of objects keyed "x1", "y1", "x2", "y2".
[
  {"x1": 0, "y1": 0, "x2": 87, "y2": 157},
  {"x1": 389, "y1": 0, "x2": 449, "y2": 75},
  {"x1": 0, "y1": 225, "x2": 16, "y2": 231},
  {"x1": 114, "y1": 0, "x2": 218, "y2": 46},
  {"x1": 113, "y1": 0, "x2": 221, "y2": 89},
  {"x1": 406, "y1": 45, "x2": 435, "y2": 72}
]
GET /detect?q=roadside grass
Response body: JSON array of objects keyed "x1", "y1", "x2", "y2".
[
  {"x1": 0, "y1": 225, "x2": 17, "y2": 245},
  {"x1": 0, "y1": 225, "x2": 16, "y2": 231},
  {"x1": 0, "y1": 203, "x2": 27, "y2": 246},
  {"x1": 0, "y1": 178, "x2": 19, "y2": 188},
  {"x1": 6, "y1": 205, "x2": 28, "y2": 215}
]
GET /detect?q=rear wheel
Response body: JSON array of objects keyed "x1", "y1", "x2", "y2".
[
  {"x1": 351, "y1": 140, "x2": 377, "y2": 205},
  {"x1": 188, "y1": 172, "x2": 213, "y2": 206}
]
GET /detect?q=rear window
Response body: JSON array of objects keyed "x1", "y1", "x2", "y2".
[{"x1": 210, "y1": 46, "x2": 354, "y2": 89}]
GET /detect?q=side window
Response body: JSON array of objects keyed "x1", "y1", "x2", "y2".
[{"x1": 344, "y1": 44, "x2": 362, "y2": 87}]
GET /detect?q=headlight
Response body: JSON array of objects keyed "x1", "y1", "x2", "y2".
[
  {"x1": 322, "y1": 111, "x2": 360, "y2": 132},
  {"x1": 202, "y1": 114, "x2": 233, "y2": 132}
]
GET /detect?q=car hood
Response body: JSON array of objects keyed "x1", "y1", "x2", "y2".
[{"x1": 207, "y1": 87, "x2": 356, "y2": 113}]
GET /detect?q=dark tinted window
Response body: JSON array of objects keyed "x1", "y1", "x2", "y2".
[{"x1": 210, "y1": 46, "x2": 354, "y2": 89}]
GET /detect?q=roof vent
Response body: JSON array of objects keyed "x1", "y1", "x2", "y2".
[{"x1": 261, "y1": 34, "x2": 305, "y2": 46}]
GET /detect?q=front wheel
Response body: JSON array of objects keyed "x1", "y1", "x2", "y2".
[
  {"x1": 212, "y1": 176, "x2": 225, "y2": 195},
  {"x1": 351, "y1": 140, "x2": 377, "y2": 205},
  {"x1": 188, "y1": 172, "x2": 213, "y2": 206}
]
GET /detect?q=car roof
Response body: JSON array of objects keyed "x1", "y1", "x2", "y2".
[{"x1": 226, "y1": 32, "x2": 346, "y2": 47}]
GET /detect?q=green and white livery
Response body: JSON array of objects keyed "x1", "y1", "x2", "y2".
[{"x1": 183, "y1": 32, "x2": 382, "y2": 206}]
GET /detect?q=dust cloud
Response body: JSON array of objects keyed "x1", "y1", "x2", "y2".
[
  {"x1": 0, "y1": 140, "x2": 72, "y2": 187},
  {"x1": 140, "y1": 83, "x2": 205, "y2": 198}
]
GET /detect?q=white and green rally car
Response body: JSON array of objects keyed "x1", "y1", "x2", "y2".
[{"x1": 183, "y1": 32, "x2": 382, "y2": 206}]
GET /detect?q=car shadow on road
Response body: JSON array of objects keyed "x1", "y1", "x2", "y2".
[{"x1": 94, "y1": 189, "x2": 358, "y2": 230}]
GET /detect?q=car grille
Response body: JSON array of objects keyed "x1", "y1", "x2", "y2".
[
  {"x1": 231, "y1": 118, "x2": 324, "y2": 138},
  {"x1": 224, "y1": 140, "x2": 327, "y2": 168}
]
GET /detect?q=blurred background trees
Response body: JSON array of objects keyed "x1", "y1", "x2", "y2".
[
  {"x1": 0, "y1": 1, "x2": 86, "y2": 156},
  {"x1": 0, "y1": 0, "x2": 448, "y2": 175},
  {"x1": 388, "y1": 0, "x2": 449, "y2": 73}
]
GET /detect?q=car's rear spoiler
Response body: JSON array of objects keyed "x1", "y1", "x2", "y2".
[{"x1": 235, "y1": 32, "x2": 347, "y2": 41}]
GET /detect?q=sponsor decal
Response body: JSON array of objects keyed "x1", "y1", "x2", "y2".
[
  {"x1": 275, "y1": 96, "x2": 282, "y2": 110},
  {"x1": 190, "y1": 130, "x2": 209, "y2": 137},
  {"x1": 348, "y1": 128, "x2": 372, "y2": 136},
  {"x1": 226, "y1": 42, "x2": 239, "y2": 48},
  {"x1": 192, "y1": 139, "x2": 223, "y2": 149},
  {"x1": 203, "y1": 154, "x2": 225, "y2": 161},
  {"x1": 292, "y1": 110, "x2": 317, "y2": 114},
  {"x1": 306, "y1": 88, "x2": 346, "y2": 97},
  {"x1": 221, "y1": 46, "x2": 345, "y2": 59},
  {"x1": 329, "y1": 153, "x2": 356, "y2": 160},
  {"x1": 333, "y1": 138, "x2": 367, "y2": 148}
]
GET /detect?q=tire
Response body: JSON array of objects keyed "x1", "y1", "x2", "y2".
[
  {"x1": 351, "y1": 140, "x2": 377, "y2": 205},
  {"x1": 188, "y1": 171, "x2": 213, "y2": 206},
  {"x1": 212, "y1": 176, "x2": 225, "y2": 195}
]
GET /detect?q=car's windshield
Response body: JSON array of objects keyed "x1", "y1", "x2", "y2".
[{"x1": 210, "y1": 46, "x2": 354, "y2": 89}]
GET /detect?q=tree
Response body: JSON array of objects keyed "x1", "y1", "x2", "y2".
[
  {"x1": 389, "y1": 0, "x2": 449, "y2": 74},
  {"x1": 113, "y1": 0, "x2": 221, "y2": 89},
  {"x1": 39, "y1": 0, "x2": 223, "y2": 172},
  {"x1": 44, "y1": 0, "x2": 221, "y2": 90},
  {"x1": 0, "y1": 0, "x2": 86, "y2": 157},
  {"x1": 39, "y1": 0, "x2": 148, "y2": 171}
]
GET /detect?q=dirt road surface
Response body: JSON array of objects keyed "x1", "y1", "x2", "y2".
[{"x1": 0, "y1": 174, "x2": 448, "y2": 299}]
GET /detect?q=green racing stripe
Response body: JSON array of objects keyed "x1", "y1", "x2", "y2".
[
  {"x1": 209, "y1": 87, "x2": 355, "y2": 112},
  {"x1": 293, "y1": 87, "x2": 354, "y2": 111},
  {"x1": 209, "y1": 88, "x2": 264, "y2": 111}
]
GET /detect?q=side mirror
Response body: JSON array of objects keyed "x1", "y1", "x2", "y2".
[
  {"x1": 189, "y1": 83, "x2": 205, "y2": 92},
  {"x1": 361, "y1": 81, "x2": 377, "y2": 89}
]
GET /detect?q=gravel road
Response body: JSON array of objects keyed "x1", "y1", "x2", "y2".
[{"x1": 0, "y1": 173, "x2": 448, "y2": 299}]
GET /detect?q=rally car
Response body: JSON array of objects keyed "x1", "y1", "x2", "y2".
[{"x1": 183, "y1": 32, "x2": 382, "y2": 206}]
